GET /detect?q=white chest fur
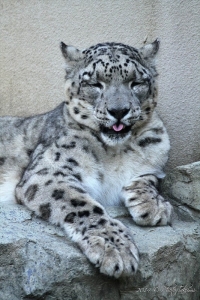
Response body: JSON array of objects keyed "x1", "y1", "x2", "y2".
[{"x1": 82, "y1": 147, "x2": 155, "y2": 206}]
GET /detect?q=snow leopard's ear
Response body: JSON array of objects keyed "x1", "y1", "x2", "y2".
[
  {"x1": 60, "y1": 42, "x2": 84, "y2": 62},
  {"x1": 60, "y1": 42, "x2": 84, "y2": 77},
  {"x1": 139, "y1": 39, "x2": 160, "y2": 62}
]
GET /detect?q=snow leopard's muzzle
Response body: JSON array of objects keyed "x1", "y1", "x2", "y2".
[
  {"x1": 98, "y1": 106, "x2": 141, "y2": 145},
  {"x1": 95, "y1": 86, "x2": 141, "y2": 146}
]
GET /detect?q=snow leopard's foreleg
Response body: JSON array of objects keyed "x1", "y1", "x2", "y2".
[{"x1": 15, "y1": 144, "x2": 139, "y2": 278}]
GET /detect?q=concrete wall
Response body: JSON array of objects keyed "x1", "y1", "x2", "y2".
[{"x1": 0, "y1": 0, "x2": 199, "y2": 169}]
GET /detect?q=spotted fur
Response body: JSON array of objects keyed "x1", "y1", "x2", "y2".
[{"x1": 0, "y1": 40, "x2": 172, "y2": 278}]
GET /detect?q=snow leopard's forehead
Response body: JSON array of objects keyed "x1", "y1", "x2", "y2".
[
  {"x1": 81, "y1": 42, "x2": 149, "y2": 83},
  {"x1": 83, "y1": 42, "x2": 142, "y2": 64}
]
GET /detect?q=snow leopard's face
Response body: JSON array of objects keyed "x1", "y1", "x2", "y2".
[{"x1": 61, "y1": 41, "x2": 159, "y2": 146}]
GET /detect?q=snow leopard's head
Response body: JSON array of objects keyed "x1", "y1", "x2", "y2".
[{"x1": 61, "y1": 40, "x2": 159, "y2": 146}]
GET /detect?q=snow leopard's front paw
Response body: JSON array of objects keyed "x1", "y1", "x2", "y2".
[
  {"x1": 79, "y1": 218, "x2": 139, "y2": 278},
  {"x1": 123, "y1": 176, "x2": 172, "y2": 226}
]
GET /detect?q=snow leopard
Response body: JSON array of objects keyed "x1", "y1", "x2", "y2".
[{"x1": 0, "y1": 39, "x2": 172, "y2": 278}]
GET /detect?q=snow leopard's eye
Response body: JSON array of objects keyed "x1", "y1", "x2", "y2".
[
  {"x1": 130, "y1": 81, "x2": 142, "y2": 89},
  {"x1": 89, "y1": 82, "x2": 104, "y2": 89},
  {"x1": 130, "y1": 81, "x2": 149, "y2": 96},
  {"x1": 81, "y1": 80, "x2": 103, "y2": 90}
]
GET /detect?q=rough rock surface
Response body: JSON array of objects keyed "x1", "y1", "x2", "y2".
[
  {"x1": 163, "y1": 162, "x2": 200, "y2": 211},
  {"x1": 1, "y1": 201, "x2": 200, "y2": 300},
  {"x1": 162, "y1": 162, "x2": 200, "y2": 223}
]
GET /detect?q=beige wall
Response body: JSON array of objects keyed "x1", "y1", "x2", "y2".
[{"x1": 0, "y1": 0, "x2": 200, "y2": 170}]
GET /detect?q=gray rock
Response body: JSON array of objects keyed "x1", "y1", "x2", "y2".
[
  {"x1": 0, "y1": 203, "x2": 200, "y2": 300},
  {"x1": 162, "y1": 162, "x2": 200, "y2": 211}
]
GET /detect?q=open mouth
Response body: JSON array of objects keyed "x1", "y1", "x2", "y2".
[{"x1": 100, "y1": 123, "x2": 132, "y2": 136}]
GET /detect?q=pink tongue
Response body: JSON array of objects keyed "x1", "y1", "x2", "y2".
[{"x1": 112, "y1": 124, "x2": 124, "y2": 132}]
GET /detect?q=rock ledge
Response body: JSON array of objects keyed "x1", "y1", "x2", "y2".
[{"x1": 1, "y1": 201, "x2": 200, "y2": 300}]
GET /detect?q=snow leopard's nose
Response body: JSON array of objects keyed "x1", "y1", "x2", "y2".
[
  {"x1": 107, "y1": 106, "x2": 140, "y2": 120},
  {"x1": 107, "y1": 108, "x2": 130, "y2": 120}
]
